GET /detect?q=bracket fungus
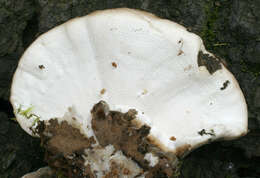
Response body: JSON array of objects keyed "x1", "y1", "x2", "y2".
[{"x1": 11, "y1": 8, "x2": 247, "y2": 178}]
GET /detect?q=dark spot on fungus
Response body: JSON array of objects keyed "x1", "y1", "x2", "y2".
[
  {"x1": 187, "y1": 27, "x2": 192, "y2": 32},
  {"x1": 100, "y1": 88, "x2": 106, "y2": 95},
  {"x1": 112, "y1": 62, "x2": 117, "y2": 68},
  {"x1": 198, "y1": 129, "x2": 216, "y2": 136},
  {"x1": 198, "y1": 51, "x2": 222, "y2": 74},
  {"x1": 38, "y1": 65, "x2": 45, "y2": 69},
  {"x1": 177, "y1": 39, "x2": 184, "y2": 56},
  {"x1": 220, "y1": 80, "x2": 230, "y2": 90},
  {"x1": 177, "y1": 50, "x2": 184, "y2": 56},
  {"x1": 170, "y1": 136, "x2": 176, "y2": 141}
]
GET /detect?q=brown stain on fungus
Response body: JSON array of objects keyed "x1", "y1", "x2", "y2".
[
  {"x1": 184, "y1": 65, "x2": 192, "y2": 71},
  {"x1": 170, "y1": 136, "x2": 176, "y2": 141},
  {"x1": 174, "y1": 144, "x2": 191, "y2": 157},
  {"x1": 100, "y1": 88, "x2": 106, "y2": 95},
  {"x1": 112, "y1": 62, "x2": 117, "y2": 68},
  {"x1": 177, "y1": 50, "x2": 184, "y2": 56},
  {"x1": 198, "y1": 51, "x2": 222, "y2": 74},
  {"x1": 177, "y1": 39, "x2": 184, "y2": 56}
]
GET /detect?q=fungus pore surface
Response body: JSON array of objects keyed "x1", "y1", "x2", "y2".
[{"x1": 11, "y1": 8, "x2": 247, "y2": 178}]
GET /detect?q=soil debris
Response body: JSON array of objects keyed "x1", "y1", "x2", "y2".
[
  {"x1": 36, "y1": 119, "x2": 96, "y2": 178},
  {"x1": 34, "y1": 101, "x2": 178, "y2": 178},
  {"x1": 112, "y1": 62, "x2": 118, "y2": 68},
  {"x1": 198, "y1": 51, "x2": 222, "y2": 74},
  {"x1": 91, "y1": 101, "x2": 178, "y2": 177}
]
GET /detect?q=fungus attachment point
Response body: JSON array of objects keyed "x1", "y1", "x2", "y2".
[{"x1": 10, "y1": 8, "x2": 247, "y2": 178}]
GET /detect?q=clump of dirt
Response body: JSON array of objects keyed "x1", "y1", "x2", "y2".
[
  {"x1": 35, "y1": 101, "x2": 178, "y2": 178},
  {"x1": 103, "y1": 161, "x2": 128, "y2": 178},
  {"x1": 91, "y1": 101, "x2": 178, "y2": 178},
  {"x1": 197, "y1": 51, "x2": 222, "y2": 74},
  {"x1": 36, "y1": 119, "x2": 96, "y2": 178}
]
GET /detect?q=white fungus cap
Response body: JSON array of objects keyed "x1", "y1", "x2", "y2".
[
  {"x1": 21, "y1": 167, "x2": 52, "y2": 178},
  {"x1": 10, "y1": 8, "x2": 247, "y2": 156}
]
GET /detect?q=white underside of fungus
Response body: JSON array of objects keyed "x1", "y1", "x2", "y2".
[
  {"x1": 22, "y1": 167, "x2": 52, "y2": 178},
  {"x1": 11, "y1": 8, "x2": 247, "y2": 160}
]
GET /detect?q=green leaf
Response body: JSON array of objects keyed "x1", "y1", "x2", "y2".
[{"x1": 20, "y1": 106, "x2": 34, "y2": 117}]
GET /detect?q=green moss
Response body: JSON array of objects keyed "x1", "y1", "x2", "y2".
[
  {"x1": 15, "y1": 105, "x2": 40, "y2": 127},
  {"x1": 48, "y1": 0, "x2": 73, "y2": 3},
  {"x1": 240, "y1": 60, "x2": 260, "y2": 77},
  {"x1": 200, "y1": 1, "x2": 219, "y2": 51},
  {"x1": 56, "y1": 169, "x2": 66, "y2": 178},
  {"x1": 173, "y1": 160, "x2": 183, "y2": 178},
  {"x1": 213, "y1": 43, "x2": 228, "y2": 47},
  {"x1": 20, "y1": 106, "x2": 34, "y2": 117},
  {"x1": 9, "y1": 117, "x2": 17, "y2": 122}
]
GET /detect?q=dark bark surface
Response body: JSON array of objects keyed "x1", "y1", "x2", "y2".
[{"x1": 0, "y1": 0, "x2": 259, "y2": 177}]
